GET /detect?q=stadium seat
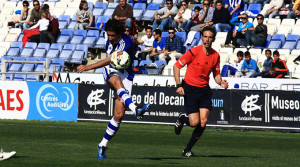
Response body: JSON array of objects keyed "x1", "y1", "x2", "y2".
[
  {"x1": 17, "y1": 33, "x2": 24, "y2": 42},
  {"x1": 83, "y1": 30, "x2": 99, "y2": 47},
  {"x1": 95, "y1": 2, "x2": 108, "y2": 9},
  {"x1": 95, "y1": 16, "x2": 110, "y2": 29},
  {"x1": 291, "y1": 25, "x2": 300, "y2": 35},
  {"x1": 281, "y1": 19, "x2": 295, "y2": 26},
  {"x1": 184, "y1": 32, "x2": 200, "y2": 52},
  {"x1": 175, "y1": 32, "x2": 187, "y2": 43},
  {"x1": 0, "y1": 56, "x2": 12, "y2": 72},
  {"x1": 219, "y1": 48, "x2": 233, "y2": 55},
  {"x1": 268, "y1": 40, "x2": 281, "y2": 49},
  {"x1": 0, "y1": 42, "x2": 11, "y2": 57},
  {"x1": 247, "y1": 4, "x2": 262, "y2": 15},
  {"x1": 58, "y1": 15, "x2": 71, "y2": 29},
  {"x1": 139, "y1": 60, "x2": 152, "y2": 66},
  {"x1": 271, "y1": 34, "x2": 285, "y2": 45},
  {"x1": 142, "y1": 4, "x2": 160, "y2": 21},
  {"x1": 133, "y1": 3, "x2": 146, "y2": 20},
  {"x1": 286, "y1": 54, "x2": 298, "y2": 65},
  {"x1": 248, "y1": 48, "x2": 262, "y2": 55},
  {"x1": 6, "y1": 42, "x2": 23, "y2": 57},
  {"x1": 103, "y1": 8, "x2": 115, "y2": 18},
  {"x1": 291, "y1": 49, "x2": 300, "y2": 55},
  {"x1": 67, "y1": 15, "x2": 78, "y2": 29},
  {"x1": 49, "y1": 58, "x2": 64, "y2": 72},
  {"x1": 282, "y1": 41, "x2": 297, "y2": 51},
  {"x1": 59, "y1": 44, "x2": 76, "y2": 62},
  {"x1": 93, "y1": 2, "x2": 108, "y2": 16},
  {"x1": 94, "y1": 36, "x2": 106, "y2": 49},
  {"x1": 69, "y1": 44, "x2": 88, "y2": 64},
  {"x1": 70, "y1": 30, "x2": 87, "y2": 44},
  {"x1": 107, "y1": 2, "x2": 119, "y2": 9},
  {"x1": 20, "y1": 42, "x2": 37, "y2": 58},
  {"x1": 57, "y1": 29, "x2": 73, "y2": 44},
  {"x1": 234, "y1": 48, "x2": 248, "y2": 53},
  {"x1": 46, "y1": 43, "x2": 63, "y2": 59}
]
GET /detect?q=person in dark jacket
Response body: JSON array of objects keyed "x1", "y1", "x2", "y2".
[
  {"x1": 208, "y1": 0, "x2": 232, "y2": 33},
  {"x1": 265, "y1": 51, "x2": 288, "y2": 78},
  {"x1": 237, "y1": 14, "x2": 267, "y2": 48}
]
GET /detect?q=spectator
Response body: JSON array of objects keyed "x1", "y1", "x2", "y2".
[
  {"x1": 173, "y1": 0, "x2": 192, "y2": 32},
  {"x1": 190, "y1": 0, "x2": 215, "y2": 32},
  {"x1": 209, "y1": 0, "x2": 232, "y2": 33},
  {"x1": 112, "y1": 0, "x2": 133, "y2": 31},
  {"x1": 125, "y1": 26, "x2": 139, "y2": 51},
  {"x1": 159, "y1": 27, "x2": 184, "y2": 62},
  {"x1": 265, "y1": 51, "x2": 288, "y2": 78},
  {"x1": 237, "y1": 14, "x2": 267, "y2": 48},
  {"x1": 153, "y1": 0, "x2": 178, "y2": 32},
  {"x1": 14, "y1": 1, "x2": 32, "y2": 29},
  {"x1": 251, "y1": 49, "x2": 273, "y2": 78},
  {"x1": 136, "y1": 26, "x2": 154, "y2": 61},
  {"x1": 27, "y1": 0, "x2": 43, "y2": 27},
  {"x1": 75, "y1": 1, "x2": 93, "y2": 30},
  {"x1": 48, "y1": 12, "x2": 59, "y2": 43},
  {"x1": 224, "y1": 0, "x2": 245, "y2": 18},
  {"x1": 235, "y1": 51, "x2": 258, "y2": 78},
  {"x1": 287, "y1": 0, "x2": 300, "y2": 19},
  {"x1": 29, "y1": 12, "x2": 50, "y2": 43},
  {"x1": 221, "y1": 51, "x2": 244, "y2": 76},
  {"x1": 263, "y1": 0, "x2": 284, "y2": 19},
  {"x1": 182, "y1": 6, "x2": 202, "y2": 32},
  {"x1": 223, "y1": 13, "x2": 253, "y2": 48},
  {"x1": 149, "y1": 29, "x2": 166, "y2": 62}
]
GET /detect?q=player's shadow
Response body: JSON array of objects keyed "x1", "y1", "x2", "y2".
[
  {"x1": 141, "y1": 157, "x2": 185, "y2": 160},
  {"x1": 200, "y1": 155, "x2": 243, "y2": 158}
]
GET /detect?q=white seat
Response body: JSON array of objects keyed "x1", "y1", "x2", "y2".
[
  {"x1": 293, "y1": 65, "x2": 300, "y2": 79},
  {"x1": 281, "y1": 19, "x2": 295, "y2": 26},
  {"x1": 162, "y1": 66, "x2": 173, "y2": 76},
  {"x1": 287, "y1": 65, "x2": 295, "y2": 78},
  {"x1": 280, "y1": 54, "x2": 287, "y2": 62},
  {"x1": 229, "y1": 53, "x2": 237, "y2": 64},
  {"x1": 219, "y1": 52, "x2": 230, "y2": 64},
  {"x1": 167, "y1": 60, "x2": 176, "y2": 66},
  {"x1": 5, "y1": 33, "x2": 18, "y2": 42},
  {"x1": 291, "y1": 49, "x2": 300, "y2": 55},
  {"x1": 1, "y1": 8, "x2": 14, "y2": 15},
  {"x1": 291, "y1": 25, "x2": 300, "y2": 35},
  {"x1": 233, "y1": 48, "x2": 247, "y2": 53},
  {"x1": 296, "y1": 19, "x2": 300, "y2": 25},
  {"x1": 267, "y1": 19, "x2": 281, "y2": 27},
  {"x1": 251, "y1": 53, "x2": 258, "y2": 62},
  {"x1": 286, "y1": 54, "x2": 298, "y2": 65},
  {"x1": 277, "y1": 49, "x2": 290, "y2": 56},
  {"x1": 55, "y1": 2, "x2": 68, "y2": 9},
  {"x1": 266, "y1": 24, "x2": 277, "y2": 35},
  {"x1": 9, "y1": 28, "x2": 22, "y2": 35},
  {"x1": 52, "y1": 8, "x2": 65, "y2": 17},
  {"x1": 219, "y1": 47, "x2": 233, "y2": 55},
  {"x1": 68, "y1": 2, "x2": 80, "y2": 8},
  {"x1": 64, "y1": 8, "x2": 78, "y2": 17},
  {"x1": 3, "y1": 1, "x2": 16, "y2": 8},
  {"x1": 43, "y1": 2, "x2": 56, "y2": 10},
  {"x1": 248, "y1": 48, "x2": 262, "y2": 55},
  {"x1": 257, "y1": 54, "x2": 267, "y2": 70}
]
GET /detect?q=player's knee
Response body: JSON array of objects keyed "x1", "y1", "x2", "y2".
[
  {"x1": 114, "y1": 113, "x2": 124, "y2": 122},
  {"x1": 200, "y1": 119, "x2": 207, "y2": 127},
  {"x1": 189, "y1": 120, "x2": 200, "y2": 127}
]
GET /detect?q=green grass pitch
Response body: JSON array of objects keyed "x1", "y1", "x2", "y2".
[{"x1": 0, "y1": 120, "x2": 299, "y2": 167}]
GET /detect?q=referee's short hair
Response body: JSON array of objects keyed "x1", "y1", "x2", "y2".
[
  {"x1": 202, "y1": 26, "x2": 216, "y2": 38},
  {"x1": 105, "y1": 19, "x2": 125, "y2": 35}
]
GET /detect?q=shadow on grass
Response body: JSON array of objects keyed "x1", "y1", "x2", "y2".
[
  {"x1": 200, "y1": 155, "x2": 244, "y2": 158},
  {"x1": 142, "y1": 155, "x2": 245, "y2": 160},
  {"x1": 141, "y1": 157, "x2": 185, "y2": 160}
]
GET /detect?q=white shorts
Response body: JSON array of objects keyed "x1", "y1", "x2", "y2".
[{"x1": 103, "y1": 65, "x2": 133, "y2": 95}]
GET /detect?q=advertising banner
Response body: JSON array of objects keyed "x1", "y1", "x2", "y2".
[
  {"x1": 26, "y1": 82, "x2": 78, "y2": 121},
  {"x1": 0, "y1": 81, "x2": 30, "y2": 120}
]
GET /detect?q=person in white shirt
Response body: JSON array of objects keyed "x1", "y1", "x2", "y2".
[
  {"x1": 173, "y1": 0, "x2": 192, "y2": 32},
  {"x1": 29, "y1": 12, "x2": 49, "y2": 43},
  {"x1": 136, "y1": 27, "x2": 154, "y2": 62},
  {"x1": 221, "y1": 51, "x2": 244, "y2": 77}
]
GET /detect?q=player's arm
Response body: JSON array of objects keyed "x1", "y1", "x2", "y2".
[{"x1": 77, "y1": 55, "x2": 111, "y2": 72}]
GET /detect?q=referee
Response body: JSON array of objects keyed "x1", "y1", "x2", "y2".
[{"x1": 173, "y1": 26, "x2": 228, "y2": 157}]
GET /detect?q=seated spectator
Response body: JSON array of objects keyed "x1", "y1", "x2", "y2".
[
  {"x1": 125, "y1": 26, "x2": 139, "y2": 51},
  {"x1": 27, "y1": 0, "x2": 43, "y2": 28},
  {"x1": 224, "y1": 0, "x2": 245, "y2": 18},
  {"x1": 75, "y1": 1, "x2": 93, "y2": 30},
  {"x1": 149, "y1": 29, "x2": 166, "y2": 62},
  {"x1": 287, "y1": 0, "x2": 300, "y2": 19},
  {"x1": 112, "y1": 0, "x2": 133, "y2": 31},
  {"x1": 48, "y1": 12, "x2": 59, "y2": 43},
  {"x1": 159, "y1": 27, "x2": 184, "y2": 62},
  {"x1": 173, "y1": 0, "x2": 192, "y2": 32},
  {"x1": 14, "y1": 1, "x2": 32, "y2": 29},
  {"x1": 153, "y1": 0, "x2": 178, "y2": 32},
  {"x1": 190, "y1": 0, "x2": 215, "y2": 32},
  {"x1": 136, "y1": 26, "x2": 154, "y2": 61},
  {"x1": 209, "y1": 0, "x2": 232, "y2": 33},
  {"x1": 221, "y1": 51, "x2": 244, "y2": 77},
  {"x1": 182, "y1": 6, "x2": 201, "y2": 32},
  {"x1": 235, "y1": 51, "x2": 258, "y2": 78},
  {"x1": 263, "y1": 0, "x2": 284, "y2": 19},
  {"x1": 223, "y1": 13, "x2": 253, "y2": 48},
  {"x1": 251, "y1": 49, "x2": 273, "y2": 78},
  {"x1": 237, "y1": 14, "x2": 267, "y2": 48},
  {"x1": 29, "y1": 12, "x2": 50, "y2": 43},
  {"x1": 265, "y1": 51, "x2": 288, "y2": 78}
]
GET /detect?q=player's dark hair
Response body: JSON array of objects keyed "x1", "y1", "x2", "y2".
[
  {"x1": 79, "y1": 1, "x2": 88, "y2": 10},
  {"x1": 194, "y1": 6, "x2": 201, "y2": 11},
  {"x1": 237, "y1": 51, "x2": 244, "y2": 57},
  {"x1": 153, "y1": 29, "x2": 162, "y2": 37},
  {"x1": 202, "y1": 26, "x2": 216, "y2": 38},
  {"x1": 245, "y1": 51, "x2": 251, "y2": 57},
  {"x1": 105, "y1": 19, "x2": 125, "y2": 35},
  {"x1": 273, "y1": 50, "x2": 280, "y2": 56},
  {"x1": 265, "y1": 49, "x2": 271, "y2": 54}
]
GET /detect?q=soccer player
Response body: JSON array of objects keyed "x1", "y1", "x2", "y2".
[
  {"x1": 0, "y1": 148, "x2": 16, "y2": 161},
  {"x1": 173, "y1": 26, "x2": 228, "y2": 157},
  {"x1": 77, "y1": 19, "x2": 150, "y2": 159}
]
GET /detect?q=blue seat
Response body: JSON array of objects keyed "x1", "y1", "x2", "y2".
[
  {"x1": 268, "y1": 40, "x2": 282, "y2": 49},
  {"x1": 70, "y1": 30, "x2": 87, "y2": 44},
  {"x1": 88, "y1": 2, "x2": 94, "y2": 10},
  {"x1": 7, "y1": 57, "x2": 25, "y2": 80},
  {"x1": 133, "y1": 3, "x2": 146, "y2": 20},
  {"x1": 193, "y1": 4, "x2": 202, "y2": 10},
  {"x1": 93, "y1": 8, "x2": 105, "y2": 16},
  {"x1": 58, "y1": 15, "x2": 71, "y2": 29},
  {"x1": 133, "y1": 60, "x2": 139, "y2": 67},
  {"x1": 56, "y1": 29, "x2": 73, "y2": 44},
  {"x1": 26, "y1": 75, "x2": 40, "y2": 82},
  {"x1": 94, "y1": 36, "x2": 106, "y2": 49},
  {"x1": 161, "y1": 32, "x2": 169, "y2": 39},
  {"x1": 59, "y1": 44, "x2": 76, "y2": 62},
  {"x1": 185, "y1": 32, "x2": 200, "y2": 52},
  {"x1": 107, "y1": 2, "x2": 119, "y2": 9},
  {"x1": 147, "y1": 3, "x2": 160, "y2": 10},
  {"x1": 295, "y1": 41, "x2": 300, "y2": 49},
  {"x1": 286, "y1": 34, "x2": 299, "y2": 42},
  {"x1": 96, "y1": 16, "x2": 110, "y2": 29},
  {"x1": 49, "y1": 58, "x2": 64, "y2": 72},
  {"x1": 6, "y1": 42, "x2": 23, "y2": 57},
  {"x1": 134, "y1": 3, "x2": 146, "y2": 10},
  {"x1": 247, "y1": 4, "x2": 261, "y2": 15},
  {"x1": 95, "y1": 2, "x2": 108, "y2": 9},
  {"x1": 13, "y1": 61, "x2": 35, "y2": 81},
  {"x1": 271, "y1": 34, "x2": 285, "y2": 45},
  {"x1": 139, "y1": 60, "x2": 152, "y2": 66},
  {"x1": 282, "y1": 41, "x2": 296, "y2": 51},
  {"x1": 46, "y1": 43, "x2": 63, "y2": 59},
  {"x1": 103, "y1": 8, "x2": 115, "y2": 18},
  {"x1": 142, "y1": 4, "x2": 160, "y2": 21},
  {"x1": 83, "y1": 30, "x2": 99, "y2": 47},
  {"x1": 0, "y1": 56, "x2": 12, "y2": 72},
  {"x1": 26, "y1": 57, "x2": 39, "y2": 69},
  {"x1": 154, "y1": 60, "x2": 167, "y2": 67},
  {"x1": 17, "y1": 33, "x2": 24, "y2": 42},
  {"x1": 67, "y1": 15, "x2": 77, "y2": 29},
  {"x1": 152, "y1": 0, "x2": 165, "y2": 7},
  {"x1": 69, "y1": 45, "x2": 88, "y2": 64},
  {"x1": 175, "y1": 32, "x2": 187, "y2": 43},
  {"x1": 20, "y1": 42, "x2": 37, "y2": 57}
]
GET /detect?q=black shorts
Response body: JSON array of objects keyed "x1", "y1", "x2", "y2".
[{"x1": 183, "y1": 83, "x2": 212, "y2": 115}]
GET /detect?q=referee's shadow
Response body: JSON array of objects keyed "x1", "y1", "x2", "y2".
[{"x1": 141, "y1": 155, "x2": 244, "y2": 160}]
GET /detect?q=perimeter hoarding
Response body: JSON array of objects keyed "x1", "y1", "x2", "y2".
[
  {"x1": 0, "y1": 81, "x2": 78, "y2": 122},
  {"x1": 78, "y1": 84, "x2": 300, "y2": 131}
]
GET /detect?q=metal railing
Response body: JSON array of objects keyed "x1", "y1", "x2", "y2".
[{"x1": 0, "y1": 57, "x2": 50, "y2": 82}]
